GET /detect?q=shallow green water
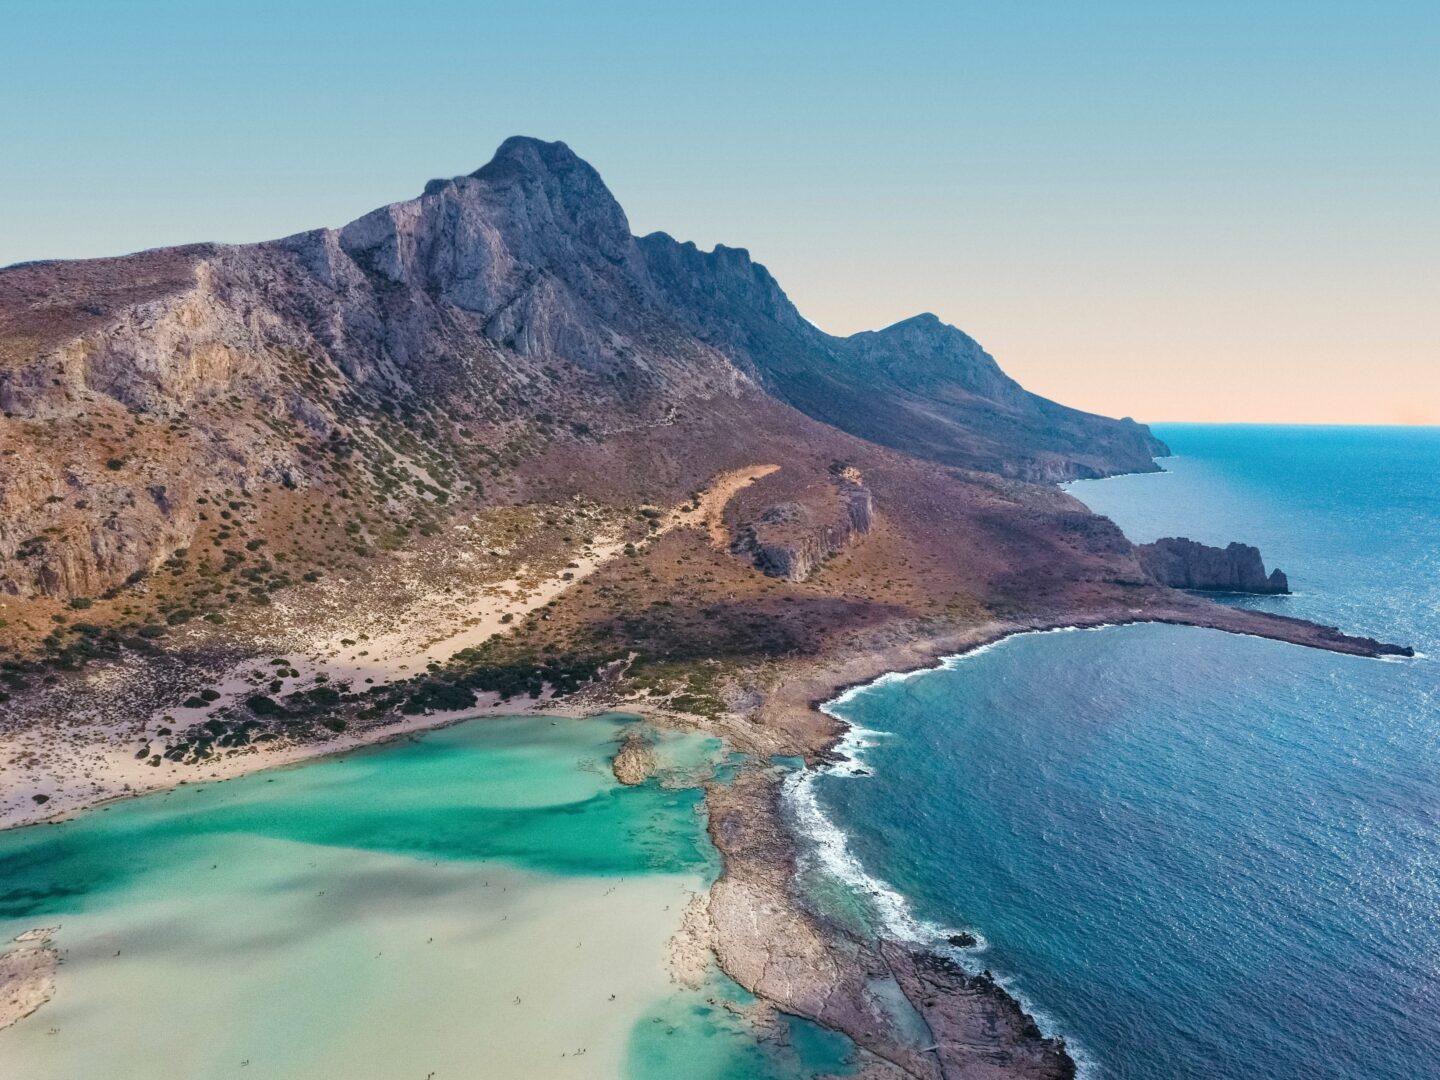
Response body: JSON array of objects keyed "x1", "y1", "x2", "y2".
[{"x1": 0, "y1": 714, "x2": 855, "y2": 1079}]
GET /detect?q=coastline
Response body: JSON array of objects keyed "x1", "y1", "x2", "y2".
[
  {"x1": 698, "y1": 603, "x2": 1413, "y2": 1079},
  {"x1": 0, "y1": 465, "x2": 779, "y2": 832},
  {"x1": 0, "y1": 580, "x2": 1414, "y2": 1077},
  {"x1": 0, "y1": 717, "x2": 724, "y2": 1080}
]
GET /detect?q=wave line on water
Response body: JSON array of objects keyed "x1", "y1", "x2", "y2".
[{"x1": 782, "y1": 634, "x2": 1111, "y2": 1077}]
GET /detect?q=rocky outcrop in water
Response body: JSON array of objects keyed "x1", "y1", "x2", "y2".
[
  {"x1": 1135, "y1": 537, "x2": 1290, "y2": 594},
  {"x1": 611, "y1": 729, "x2": 658, "y2": 785}
]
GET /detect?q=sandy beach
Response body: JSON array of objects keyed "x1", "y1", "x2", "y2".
[
  {"x1": 0, "y1": 466, "x2": 777, "y2": 831},
  {"x1": 0, "y1": 713, "x2": 739, "y2": 1080}
]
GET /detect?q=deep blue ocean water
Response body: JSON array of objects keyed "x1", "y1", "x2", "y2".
[{"x1": 807, "y1": 425, "x2": 1440, "y2": 1079}]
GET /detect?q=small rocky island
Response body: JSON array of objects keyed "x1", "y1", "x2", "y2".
[{"x1": 1135, "y1": 537, "x2": 1290, "y2": 595}]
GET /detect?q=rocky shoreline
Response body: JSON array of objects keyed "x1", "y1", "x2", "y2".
[
  {"x1": 0, "y1": 135, "x2": 1416, "y2": 1077},
  {"x1": 0, "y1": 593, "x2": 1413, "y2": 1077},
  {"x1": 705, "y1": 766, "x2": 1075, "y2": 1080},
  {"x1": 692, "y1": 603, "x2": 1413, "y2": 1077}
]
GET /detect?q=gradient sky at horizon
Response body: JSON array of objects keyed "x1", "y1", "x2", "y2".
[{"x1": 3, "y1": 1, "x2": 1436, "y2": 424}]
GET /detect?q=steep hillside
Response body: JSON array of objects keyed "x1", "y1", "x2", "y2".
[
  {"x1": 0, "y1": 137, "x2": 1162, "y2": 611},
  {"x1": 639, "y1": 242, "x2": 1168, "y2": 480}
]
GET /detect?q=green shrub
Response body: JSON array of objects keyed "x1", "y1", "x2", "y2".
[{"x1": 245, "y1": 695, "x2": 287, "y2": 717}]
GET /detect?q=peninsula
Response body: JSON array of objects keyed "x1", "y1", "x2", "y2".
[{"x1": 0, "y1": 138, "x2": 1410, "y2": 1078}]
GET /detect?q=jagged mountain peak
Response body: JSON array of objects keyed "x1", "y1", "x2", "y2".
[
  {"x1": 302, "y1": 136, "x2": 636, "y2": 322},
  {"x1": 459, "y1": 135, "x2": 633, "y2": 241},
  {"x1": 420, "y1": 137, "x2": 601, "y2": 197},
  {"x1": 853, "y1": 311, "x2": 983, "y2": 350},
  {"x1": 846, "y1": 312, "x2": 1013, "y2": 392},
  {"x1": 883, "y1": 311, "x2": 945, "y2": 330},
  {"x1": 471, "y1": 135, "x2": 591, "y2": 182}
]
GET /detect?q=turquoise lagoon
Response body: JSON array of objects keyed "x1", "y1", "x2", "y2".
[{"x1": 0, "y1": 714, "x2": 854, "y2": 1079}]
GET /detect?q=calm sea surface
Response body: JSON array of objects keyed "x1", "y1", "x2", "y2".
[{"x1": 810, "y1": 425, "x2": 1440, "y2": 1079}]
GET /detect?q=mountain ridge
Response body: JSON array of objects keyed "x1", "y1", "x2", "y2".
[
  {"x1": 4, "y1": 136, "x2": 1165, "y2": 465},
  {"x1": 0, "y1": 135, "x2": 1165, "y2": 603}
]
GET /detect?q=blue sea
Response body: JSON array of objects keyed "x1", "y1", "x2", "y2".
[{"x1": 803, "y1": 425, "x2": 1440, "y2": 1079}]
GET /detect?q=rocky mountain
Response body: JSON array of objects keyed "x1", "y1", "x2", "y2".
[
  {"x1": 0, "y1": 137, "x2": 1413, "y2": 1080},
  {"x1": 642, "y1": 244, "x2": 1170, "y2": 481},
  {"x1": 0, "y1": 136, "x2": 1164, "y2": 605}
]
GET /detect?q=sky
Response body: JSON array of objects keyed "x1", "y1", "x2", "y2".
[{"x1": 2, "y1": 1, "x2": 1436, "y2": 425}]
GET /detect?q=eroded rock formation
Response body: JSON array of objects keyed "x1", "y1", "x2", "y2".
[
  {"x1": 611, "y1": 729, "x2": 658, "y2": 785},
  {"x1": 730, "y1": 476, "x2": 874, "y2": 582},
  {"x1": 1135, "y1": 536, "x2": 1290, "y2": 594}
]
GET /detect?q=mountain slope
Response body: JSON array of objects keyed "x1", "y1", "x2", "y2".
[
  {"x1": 0, "y1": 137, "x2": 1163, "y2": 604},
  {"x1": 639, "y1": 239, "x2": 1168, "y2": 480}
]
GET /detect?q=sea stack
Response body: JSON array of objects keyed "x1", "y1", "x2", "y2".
[{"x1": 1135, "y1": 537, "x2": 1290, "y2": 594}]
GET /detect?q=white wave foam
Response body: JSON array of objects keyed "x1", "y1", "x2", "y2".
[
  {"x1": 782, "y1": 631, "x2": 1116, "y2": 1073},
  {"x1": 782, "y1": 725, "x2": 968, "y2": 948}
]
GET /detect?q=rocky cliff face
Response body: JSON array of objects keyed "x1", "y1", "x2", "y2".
[
  {"x1": 1135, "y1": 537, "x2": 1290, "y2": 594},
  {"x1": 730, "y1": 478, "x2": 874, "y2": 582},
  {"x1": 0, "y1": 137, "x2": 1165, "y2": 603}
]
